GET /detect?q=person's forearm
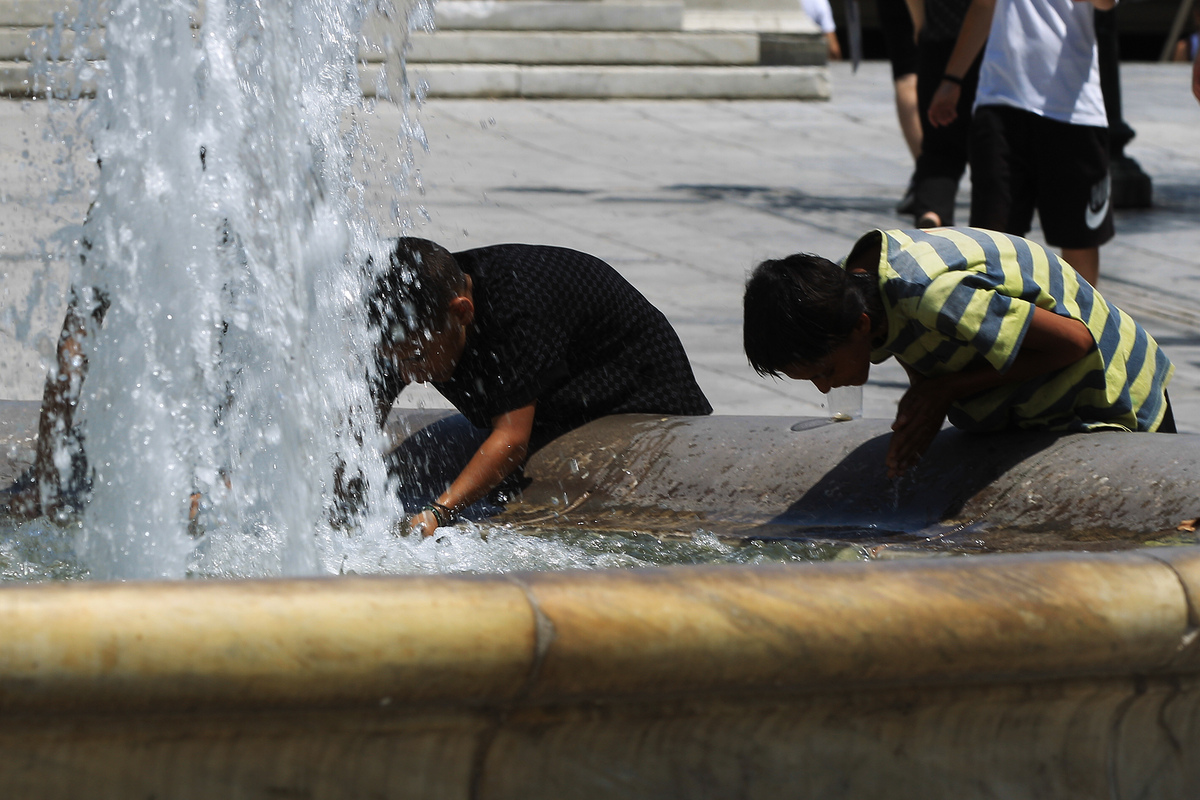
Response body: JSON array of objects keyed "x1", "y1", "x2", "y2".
[
  {"x1": 944, "y1": 0, "x2": 995, "y2": 79},
  {"x1": 1083, "y1": 0, "x2": 1115, "y2": 10},
  {"x1": 437, "y1": 431, "x2": 528, "y2": 512}
]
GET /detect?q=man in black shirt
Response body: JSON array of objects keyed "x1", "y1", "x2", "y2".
[{"x1": 370, "y1": 238, "x2": 712, "y2": 536}]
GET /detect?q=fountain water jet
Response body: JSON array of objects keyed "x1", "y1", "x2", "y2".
[{"x1": 25, "y1": 0, "x2": 437, "y2": 579}]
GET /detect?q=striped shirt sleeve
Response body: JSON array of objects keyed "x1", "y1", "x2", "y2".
[{"x1": 912, "y1": 271, "x2": 1036, "y2": 374}]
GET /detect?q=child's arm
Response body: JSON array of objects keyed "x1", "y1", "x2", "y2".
[
  {"x1": 407, "y1": 402, "x2": 537, "y2": 536},
  {"x1": 927, "y1": 0, "x2": 995, "y2": 127},
  {"x1": 887, "y1": 307, "x2": 1095, "y2": 477}
]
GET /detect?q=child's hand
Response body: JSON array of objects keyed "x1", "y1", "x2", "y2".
[
  {"x1": 887, "y1": 377, "x2": 953, "y2": 477},
  {"x1": 406, "y1": 509, "x2": 441, "y2": 537}
]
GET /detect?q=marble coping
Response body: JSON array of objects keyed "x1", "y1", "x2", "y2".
[{"x1": 0, "y1": 548, "x2": 1195, "y2": 715}]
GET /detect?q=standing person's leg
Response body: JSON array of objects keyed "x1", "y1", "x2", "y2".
[
  {"x1": 1060, "y1": 247, "x2": 1100, "y2": 286},
  {"x1": 969, "y1": 105, "x2": 1038, "y2": 236},
  {"x1": 1033, "y1": 117, "x2": 1113, "y2": 288},
  {"x1": 894, "y1": 74, "x2": 922, "y2": 162},
  {"x1": 875, "y1": 0, "x2": 922, "y2": 211},
  {"x1": 913, "y1": 36, "x2": 980, "y2": 227}
]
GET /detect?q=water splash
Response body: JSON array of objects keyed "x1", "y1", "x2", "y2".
[
  {"x1": 6, "y1": 1, "x2": 881, "y2": 580},
  {"x1": 25, "y1": 0, "x2": 431, "y2": 579}
]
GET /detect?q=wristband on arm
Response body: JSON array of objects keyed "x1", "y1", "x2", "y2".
[
  {"x1": 941, "y1": 73, "x2": 963, "y2": 86},
  {"x1": 421, "y1": 501, "x2": 458, "y2": 527}
]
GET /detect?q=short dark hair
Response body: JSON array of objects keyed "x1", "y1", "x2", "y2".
[
  {"x1": 743, "y1": 253, "x2": 882, "y2": 377},
  {"x1": 367, "y1": 237, "x2": 465, "y2": 346}
]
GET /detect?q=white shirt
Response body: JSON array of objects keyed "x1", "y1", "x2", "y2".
[
  {"x1": 800, "y1": 0, "x2": 836, "y2": 34},
  {"x1": 974, "y1": 0, "x2": 1109, "y2": 127}
]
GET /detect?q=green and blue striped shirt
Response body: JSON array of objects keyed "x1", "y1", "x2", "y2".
[{"x1": 862, "y1": 228, "x2": 1174, "y2": 432}]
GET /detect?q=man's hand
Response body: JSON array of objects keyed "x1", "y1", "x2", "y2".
[
  {"x1": 928, "y1": 80, "x2": 961, "y2": 127},
  {"x1": 398, "y1": 403, "x2": 537, "y2": 539},
  {"x1": 406, "y1": 509, "x2": 441, "y2": 537},
  {"x1": 887, "y1": 374, "x2": 954, "y2": 477}
]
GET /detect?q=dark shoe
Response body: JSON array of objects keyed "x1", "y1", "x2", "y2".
[{"x1": 895, "y1": 174, "x2": 918, "y2": 215}]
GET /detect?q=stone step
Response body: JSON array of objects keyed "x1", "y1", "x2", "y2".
[
  {"x1": 404, "y1": 30, "x2": 760, "y2": 65},
  {"x1": 0, "y1": 0, "x2": 85, "y2": 27},
  {"x1": 1, "y1": 27, "x2": 822, "y2": 69},
  {"x1": 0, "y1": 26, "x2": 102, "y2": 60},
  {"x1": 1, "y1": 1, "x2": 685, "y2": 31},
  {"x1": 0, "y1": 58, "x2": 98, "y2": 96},
  {"x1": 372, "y1": 63, "x2": 830, "y2": 99},
  {"x1": 682, "y1": 9, "x2": 820, "y2": 35},
  {"x1": 430, "y1": 1, "x2": 684, "y2": 32},
  {"x1": 0, "y1": 2, "x2": 824, "y2": 36},
  {"x1": 0, "y1": 60, "x2": 829, "y2": 100}
]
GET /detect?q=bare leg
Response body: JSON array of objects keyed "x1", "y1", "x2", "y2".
[
  {"x1": 894, "y1": 73, "x2": 922, "y2": 162},
  {"x1": 1061, "y1": 247, "x2": 1100, "y2": 287}
]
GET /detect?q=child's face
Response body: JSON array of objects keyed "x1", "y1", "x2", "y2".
[{"x1": 780, "y1": 313, "x2": 874, "y2": 394}]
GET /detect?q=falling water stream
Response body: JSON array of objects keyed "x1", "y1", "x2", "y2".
[{"x1": 0, "y1": 0, "x2": 862, "y2": 581}]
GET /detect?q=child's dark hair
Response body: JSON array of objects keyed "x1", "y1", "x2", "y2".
[
  {"x1": 368, "y1": 237, "x2": 466, "y2": 346},
  {"x1": 743, "y1": 252, "x2": 882, "y2": 377}
]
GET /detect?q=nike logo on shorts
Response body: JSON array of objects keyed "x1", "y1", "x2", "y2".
[{"x1": 1086, "y1": 175, "x2": 1111, "y2": 230}]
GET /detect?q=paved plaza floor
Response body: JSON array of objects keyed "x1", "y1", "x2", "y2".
[
  {"x1": 2, "y1": 61, "x2": 1199, "y2": 430},
  {"x1": 402, "y1": 61, "x2": 1200, "y2": 430}
]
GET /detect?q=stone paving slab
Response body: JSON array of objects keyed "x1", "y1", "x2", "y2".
[
  {"x1": 1, "y1": 61, "x2": 1198, "y2": 432},
  {"x1": 394, "y1": 62, "x2": 1200, "y2": 428},
  {"x1": 431, "y1": 1, "x2": 684, "y2": 32},
  {"x1": 371, "y1": 63, "x2": 831, "y2": 99},
  {"x1": 404, "y1": 30, "x2": 761, "y2": 65}
]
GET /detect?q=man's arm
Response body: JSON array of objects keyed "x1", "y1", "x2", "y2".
[
  {"x1": 927, "y1": 0, "x2": 996, "y2": 127},
  {"x1": 407, "y1": 402, "x2": 536, "y2": 536},
  {"x1": 886, "y1": 306, "x2": 1095, "y2": 477}
]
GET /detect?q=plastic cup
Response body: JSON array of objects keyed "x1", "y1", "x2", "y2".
[{"x1": 827, "y1": 385, "x2": 863, "y2": 422}]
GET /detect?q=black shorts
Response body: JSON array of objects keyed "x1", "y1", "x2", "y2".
[
  {"x1": 969, "y1": 104, "x2": 1114, "y2": 250},
  {"x1": 875, "y1": 0, "x2": 918, "y2": 79}
]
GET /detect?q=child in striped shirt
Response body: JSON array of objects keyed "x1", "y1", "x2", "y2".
[{"x1": 743, "y1": 227, "x2": 1175, "y2": 477}]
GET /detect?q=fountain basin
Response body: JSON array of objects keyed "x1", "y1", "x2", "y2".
[
  {"x1": 393, "y1": 409, "x2": 1200, "y2": 552},
  {"x1": 0, "y1": 551, "x2": 1197, "y2": 797},
  {"x1": 3, "y1": 404, "x2": 1200, "y2": 797}
]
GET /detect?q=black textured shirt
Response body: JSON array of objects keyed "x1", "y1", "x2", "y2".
[
  {"x1": 374, "y1": 244, "x2": 712, "y2": 441},
  {"x1": 923, "y1": 0, "x2": 972, "y2": 42}
]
